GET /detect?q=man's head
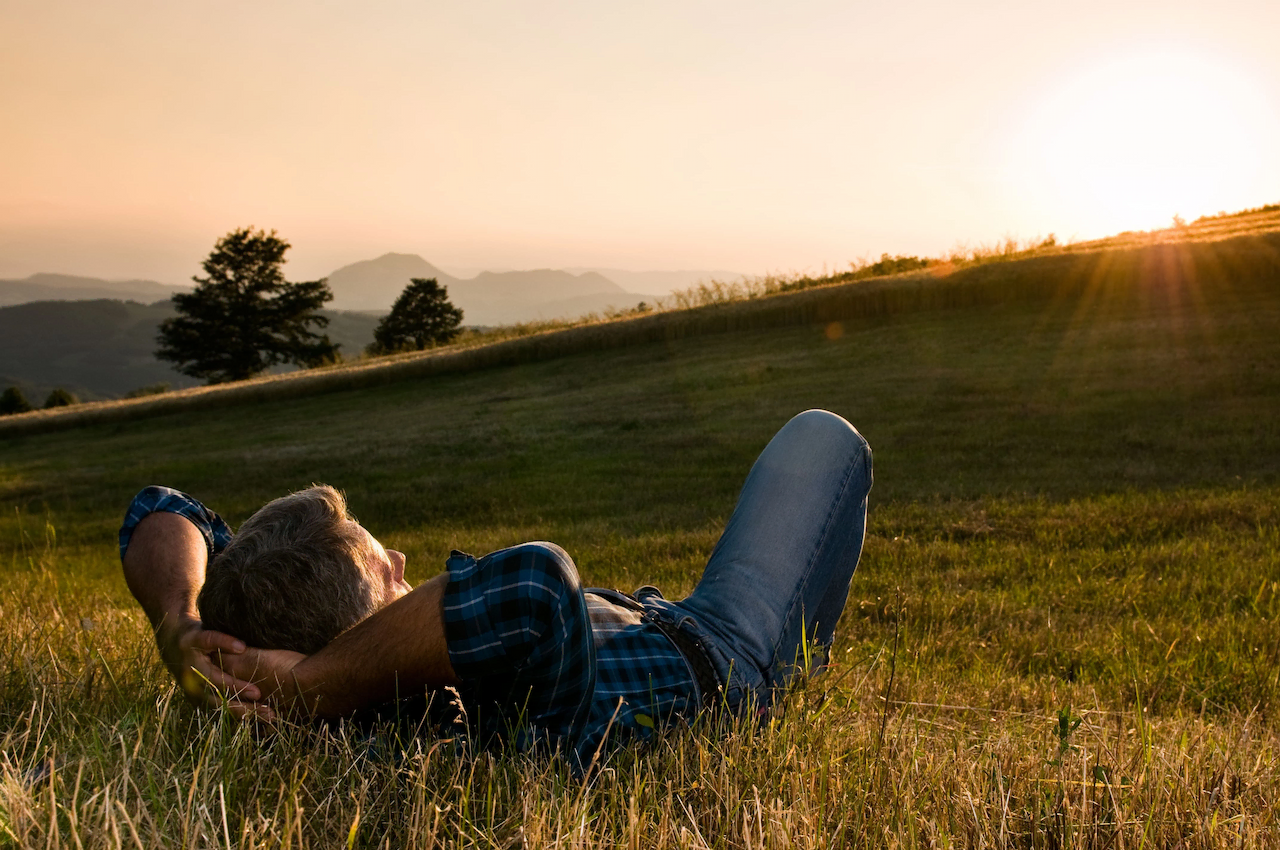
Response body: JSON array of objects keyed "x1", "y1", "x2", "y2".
[{"x1": 198, "y1": 485, "x2": 411, "y2": 654}]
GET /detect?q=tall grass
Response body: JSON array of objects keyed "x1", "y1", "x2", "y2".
[
  {"x1": 3, "y1": 492, "x2": 1278, "y2": 847},
  {"x1": 5, "y1": 655, "x2": 1276, "y2": 847}
]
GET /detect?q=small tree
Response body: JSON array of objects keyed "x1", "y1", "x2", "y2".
[
  {"x1": 43, "y1": 388, "x2": 78, "y2": 408},
  {"x1": 0, "y1": 386, "x2": 33, "y2": 415},
  {"x1": 156, "y1": 227, "x2": 339, "y2": 383},
  {"x1": 367, "y1": 278, "x2": 464, "y2": 355}
]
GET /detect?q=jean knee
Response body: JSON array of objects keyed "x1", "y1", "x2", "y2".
[
  {"x1": 789, "y1": 409, "x2": 868, "y2": 449},
  {"x1": 783, "y1": 410, "x2": 872, "y2": 479}
]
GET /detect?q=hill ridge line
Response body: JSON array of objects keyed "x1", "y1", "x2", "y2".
[{"x1": 4, "y1": 229, "x2": 1279, "y2": 439}]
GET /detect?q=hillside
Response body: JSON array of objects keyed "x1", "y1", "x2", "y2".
[
  {"x1": 6, "y1": 241, "x2": 1278, "y2": 509},
  {"x1": 0, "y1": 299, "x2": 381, "y2": 400},
  {"x1": 7, "y1": 217, "x2": 1277, "y2": 434},
  {"x1": 0, "y1": 300, "x2": 197, "y2": 400},
  {"x1": 5, "y1": 225, "x2": 1278, "y2": 502},
  {"x1": 1068, "y1": 202, "x2": 1280, "y2": 251}
]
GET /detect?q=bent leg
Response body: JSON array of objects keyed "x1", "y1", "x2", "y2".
[
  {"x1": 678, "y1": 409, "x2": 872, "y2": 694},
  {"x1": 442, "y1": 542, "x2": 596, "y2": 753}
]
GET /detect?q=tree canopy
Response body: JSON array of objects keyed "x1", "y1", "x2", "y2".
[
  {"x1": 156, "y1": 228, "x2": 339, "y2": 383},
  {"x1": 0, "y1": 387, "x2": 32, "y2": 415},
  {"x1": 367, "y1": 278, "x2": 464, "y2": 355},
  {"x1": 43, "y1": 388, "x2": 78, "y2": 408}
]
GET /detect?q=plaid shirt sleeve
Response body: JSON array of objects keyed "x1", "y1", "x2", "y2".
[
  {"x1": 441, "y1": 542, "x2": 702, "y2": 768},
  {"x1": 118, "y1": 486, "x2": 234, "y2": 562},
  {"x1": 441, "y1": 542, "x2": 597, "y2": 761}
]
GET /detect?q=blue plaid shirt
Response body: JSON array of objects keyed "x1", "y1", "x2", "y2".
[{"x1": 120, "y1": 486, "x2": 699, "y2": 764}]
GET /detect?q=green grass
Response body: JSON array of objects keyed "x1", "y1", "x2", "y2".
[{"x1": 2, "y1": 232, "x2": 1280, "y2": 846}]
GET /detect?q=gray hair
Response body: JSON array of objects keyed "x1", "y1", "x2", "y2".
[{"x1": 197, "y1": 485, "x2": 379, "y2": 654}]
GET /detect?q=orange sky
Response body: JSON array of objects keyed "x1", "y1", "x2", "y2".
[{"x1": 2, "y1": 0, "x2": 1278, "y2": 285}]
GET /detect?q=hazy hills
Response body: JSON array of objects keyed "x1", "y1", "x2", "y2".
[
  {"x1": 325, "y1": 253, "x2": 656, "y2": 324},
  {"x1": 1, "y1": 259, "x2": 688, "y2": 326},
  {"x1": 0, "y1": 300, "x2": 197, "y2": 401},
  {"x1": 0, "y1": 273, "x2": 185, "y2": 307},
  {"x1": 0, "y1": 300, "x2": 381, "y2": 402}
]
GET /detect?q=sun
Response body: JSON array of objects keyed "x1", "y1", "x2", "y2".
[{"x1": 1001, "y1": 46, "x2": 1279, "y2": 236}]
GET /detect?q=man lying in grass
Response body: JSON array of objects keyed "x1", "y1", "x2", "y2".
[{"x1": 120, "y1": 409, "x2": 872, "y2": 766}]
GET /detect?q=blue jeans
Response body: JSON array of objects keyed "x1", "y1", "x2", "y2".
[{"x1": 643, "y1": 409, "x2": 873, "y2": 710}]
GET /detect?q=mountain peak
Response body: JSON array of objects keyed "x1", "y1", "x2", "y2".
[{"x1": 325, "y1": 254, "x2": 457, "y2": 311}]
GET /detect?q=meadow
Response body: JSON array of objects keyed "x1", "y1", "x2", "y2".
[{"x1": 1, "y1": 223, "x2": 1279, "y2": 847}]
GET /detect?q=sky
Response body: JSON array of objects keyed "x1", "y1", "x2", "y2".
[{"x1": 2, "y1": 0, "x2": 1278, "y2": 286}]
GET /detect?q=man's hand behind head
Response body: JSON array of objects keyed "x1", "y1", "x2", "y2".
[
  {"x1": 217, "y1": 645, "x2": 308, "y2": 718},
  {"x1": 159, "y1": 619, "x2": 271, "y2": 709}
]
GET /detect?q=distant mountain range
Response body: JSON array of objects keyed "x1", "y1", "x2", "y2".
[
  {"x1": 0, "y1": 273, "x2": 186, "y2": 307},
  {"x1": 0, "y1": 258, "x2": 737, "y2": 324},
  {"x1": 324, "y1": 253, "x2": 659, "y2": 324},
  {"x1": 0, "y1": 257, "x2": 738, "y2": 400}
]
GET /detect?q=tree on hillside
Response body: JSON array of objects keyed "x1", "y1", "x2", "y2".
[
  {"x1": 156, "y1": 228, "x2": 339, "y2": 384},
  {"x1": 43, "y1": 388, "x2": 78, "y2": 408},
  {"x1": 0, "y1": 386, "x2": 32, "y2": 415},
  {"x1": 367, "y1": 278, "x2": 464, "y2": 355}
]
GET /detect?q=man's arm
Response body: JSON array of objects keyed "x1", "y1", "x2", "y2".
[
  {"x1": 221, "y1": 572, "x2": 460, "y2": 719},
  {"x1": 122, "y1": 510, "x2": 262, "y2": 707}
]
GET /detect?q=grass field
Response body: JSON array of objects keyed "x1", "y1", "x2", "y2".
[{"x1": 2, "y1": 226, "x2": 1279, "y2": 846}]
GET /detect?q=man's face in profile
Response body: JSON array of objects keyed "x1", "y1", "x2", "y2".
[{"x1": 351, "y1": 522, "x2": 413, "y2": 608}]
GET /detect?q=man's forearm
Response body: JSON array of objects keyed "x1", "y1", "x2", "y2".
[
  {"x1": 122, "y1": 510, "x2": 209, "y2": 639},
  {"x1": 287, "y1": 572, "x2": 460, "y2": 718},
  {"x1": 123, "y1": 508, "x2": 262, "y2": 705}
]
